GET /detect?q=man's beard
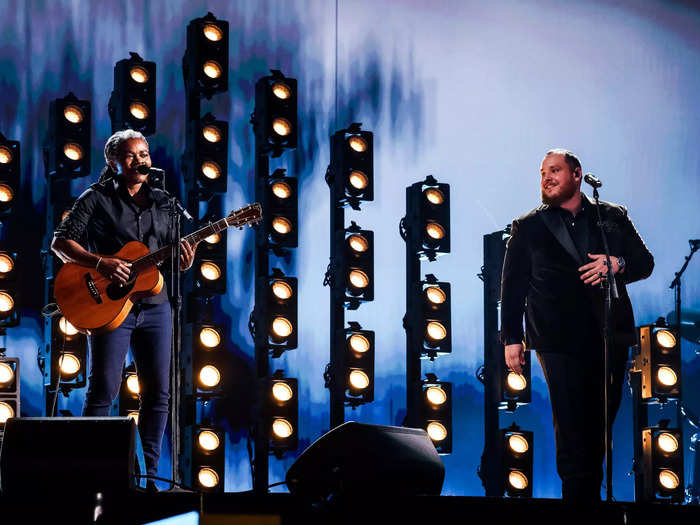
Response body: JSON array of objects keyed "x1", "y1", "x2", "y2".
[{"x1": 541, "y1": 180, "x2": 577, "y2": 206}]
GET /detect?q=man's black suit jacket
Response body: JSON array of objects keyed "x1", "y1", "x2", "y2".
[{"x1": 500, "y1": 194, "x2": 654, "y2": 353}]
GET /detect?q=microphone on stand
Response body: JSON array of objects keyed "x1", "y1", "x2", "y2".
[
  {"x1": 136, "y1": 165, "x2": 193, "y2": 222},
  {"x1": 584, "y1": 172, "x2": 602, "y2": 188}
]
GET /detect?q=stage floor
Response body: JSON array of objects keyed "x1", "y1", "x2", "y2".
[{"x1": 1, "y1": 491, "x2": 699, "y2": 525}]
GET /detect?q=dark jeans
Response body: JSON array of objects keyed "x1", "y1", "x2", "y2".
[
  {"x1": 83, "y1": 301, "x2": 171, "y2": 476},
  {"x1": 536, "y1": 339, "x2": 628, "y2": 502}
]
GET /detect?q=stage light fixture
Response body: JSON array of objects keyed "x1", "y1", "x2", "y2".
[
  {"x1": 501, "y1": 425, "x2": 533, "y2": 497},
  {"x1": 406, "y1": 176, "x2": 450, "y2": 260},
  {"x1": 0, "y1": 362, "x2": 13, "y2": 386},
  {"x1": 194, "y1": 221, "x2": 227, "y2": 295},
  {"x1": 420, "y1": 375, "x2": 452, "y2": 454},
  {"x1": 254, "y1": 70, "x2": 297, "y2": 156},
  {"x1": 409, "y1": 276, "x2": 451, "y2": 357},
  {"x1": 267, "y1": 373, "x2": 298, "y2": 455},
  {"x1": 47, "y1": 93, "x2": 91, "y2": 178},
  {"x1": 261, "y1": 170, "x2": 298, "y2": 248},
  {"x1": 500, "y1": 354, "x2": 531, "y2": 409},
  {"x1": 198, "y1": 467, "x2": 220, "y2": 489},
  {"x1": 0, "y1": 133, "x2": 18, "y2": 217},
  {"x1": 184, "y1": 12, "x2": 229, "y2": 98},
  {"x1": 334, "y1": 224, "x2": 374, "y2": 306},
  {"x1": 58, "y1": 354, "x2": 81, "y2": 378},
  {"x1": 342, "y1": 324, "x2": 374, "y2": 403},
  {"x1": 108, "y1": 53, "x2": 156, "y2": 135},
  {"x1": 0, "y1": 250, "x2": 18, "y2": 327},
  {"x1": 117, "y1": 363, "x2": 140, "y2": 419},
  {"x1": 191, "y1": 321, "x2": 225, "y2": 396},
  {"x1": 261, "y1": 271, "x2": 297, "y2": 353},
  {"x1": 635, "y1": 321, "x2": 681, "y2": 401},
  {"x1": 186, "y1": 112, "x2": 228, "y2": 194},
  {"x1": 50, "y1": 316, "x2": 87, "y2": 389},
  {"x1": 191, "y1": 424, "x2": 225, "y2": 492},
  {"x1": 329, "y1": 124, "x2": 373, "y2": 207},
  {"x1": 641, "y1": 426, "x2": 683, "y2": 502},
  {"x1": 199, "y1": 326, "x2": 222, "y2": 349},
  {"x1": 0, "y1": 357, "x2": 19, "y2": 426},
  {"x1": 126, "y1": 373, "x2": 140, "y2": 395}
]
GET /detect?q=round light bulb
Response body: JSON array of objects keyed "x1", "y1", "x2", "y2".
[
  {"x1": 659, "y1": 469, "x2": 680, "y2": 490},
  {"x1": 349, "y1": 370, "x2": 370, "y2": 390},
  {"x1": 272, "y1": 418, "x2": 293, "y2": 439},
  {"x1": 129, "y1": 102, "x2": 149, "y2": 120},
  {"x1": 59, "y1": 354, "x2": 81, "y2": 376},
  {"x1": 424, "y1": 188, "x2": 444, "y2": 205},
  {"x1": 0, "y1": 184, "x2": 14, "y2": 202},
  {"x1": 126, "y1": 374, "x2": 140, "y2": 395},
  {"x1": 0, "y1": 401, "x2": 15, "y2": 424},
  {"x1": 348, "y1": 234, "x2": 369, "y2": 253},
  {"x1": 508, "y1": 434, "x2": 529, "y2": 454},
  {"x1": 63, "y1": 143, "x2": 83, "y2": 161},
  {"x1": 200, "y1": 327, "x2": 221, "y2": 348},
  {"x1": 0, "y1": 362, "x2": 14, "y2": 386},
  {"x1": 508, "y1": 470, "x2": 529, "y2": 490},
  {"x1": 58, "y1": 316, "x2": 78, "y2": 336},
  {"x1": 271, "y1": 181, "x2": 292, "y2": 199},
  {"x1": 271, "y1": 82, "x2": 291, "y2": 99},
  {"x1": 426, "y1": 386, "x2": 447, "y2": 406},
  {"x1": 271, "y1": 280, "x2": 293, "y2": 300},
  {"x1": 203, "y1": 24, "x2": 223, "y2": 41},
  {"x1": 272, "y1": 117, "x2": 292, "y2": 137},
  {"x1": 199, "y1": 365, "x2": 221, "y2": 388},
  {"x1": 426, "y1": 222, "x2": 445, "y2": 240},
  {"x1": 657, "y1": 366, "x2": 677, "y2": 387},
  {"x1": 198, "y1": 430, "x2": 221, "y2": 451},
  {"x1": 348, "y1": 136, "x2": 367, "y2": 152},
  {"x1": 272, "y1": 217, "x2": 292, "y2": 234},
  {"x1": 202, "y1": 125, "x2": 222, "y2": 143},
  {"x1": 272, "y1": 382, "x2": 293, "y2": 402},
  {"x1": 198, "y1": 468, "x2": 220, "y2": 488},
  {"x1": 426, "y1": 422, "x2": 447, "y2": 442},
  {"x1": 204, "y1": 233, "x2": 220, "y2": 244},
  {"x1": 63, "y1": 105, "x2": 84, "y2": 123},
  {"x1": 655, "y1": 329, "x2": 676, "y2": 349},
  {"x1": 203, "y1": 60, "x2": 222, "y2": 79},
  {"x1": 0, "y1": 146, "x2": 12, "y2": 164},
  {"x1": 272, "y1": 317, "x2": 293, "y2": 338},
  {"x1": 426, "y1": 321, "x2": 447, "y2": 342},
  {"x1": 0, "y1": 292, "x2": 13, "y2": 312},
  {"x1": 657, "y1": 432, "x2": 679, "y2": 454},
  {"x1": 129, "y1": 66, "x2": 149, "y2": 84},
  {"x1": 507, "y1": 372, "x2": 527, "y2": 392},
  {"x1": 201, "y1": 161, "x2": 222, "y2": 180},
  {"x1": 348, "y1": 170, "x2": 368, "y2": 190},
  {"x1": 348, "y1": 270, "x2": 370, "y2": 289},
  {"x1": 200, "y1": 262, "x2": 222, "y2": 281},
  {"x1": 0, "y1": 254, "x2": 14, "y2": 274},
  {"x1": 349, "y1": 334, "x2": 370, "y2": 353},
  {"x1": 425, "y1": 286, "x2": 446, "y2": 305}
]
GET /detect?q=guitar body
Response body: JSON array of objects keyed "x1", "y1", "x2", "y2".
[{"x1": 54, "y1": 241, "x2": 164, "y2": 335}]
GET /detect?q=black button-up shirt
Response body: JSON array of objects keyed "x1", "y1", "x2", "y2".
[
  {"x1": 54, "y1": 176, "x2": 176, "y2": 304},
  {"x1": 556, "y1": 197, "x2": 591, "y2": 263}
]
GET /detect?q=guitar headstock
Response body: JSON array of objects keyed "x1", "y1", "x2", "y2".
[{"x1": 226, "y1": 202, "x2": 263, "y2": 228}]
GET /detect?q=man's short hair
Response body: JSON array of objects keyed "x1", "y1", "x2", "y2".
[
  {"x1": 545, "y1": 148, "x2": 581, "y2": 173},
  {"x1": 104, "y1": 129, "x2": 147, "y2": 165}
]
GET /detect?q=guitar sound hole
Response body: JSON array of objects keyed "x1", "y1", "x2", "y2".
[{"x1": 106, "y1": 278, "x2": 137, "y2": 301}]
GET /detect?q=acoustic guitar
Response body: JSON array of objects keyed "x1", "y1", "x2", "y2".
[{"x1": 54, "y1": 202, "x2": 262, "y2": 335}]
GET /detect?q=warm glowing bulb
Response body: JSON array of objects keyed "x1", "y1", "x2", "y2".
[
  {"x1": 272, "y1": 382, "x2": 293, "y2": 402},
  {"x1": 204, "y1": 233, "x2": 220, "y2": 244},
  {"x1": 272, "y1": 118, "x2": 292, "y2": 136},
  {"x1": 63, "y1": 143, "x2": 83, "y2": 161},
  {"x1": 272, "y1": 418, "x2": 294, "y2": 439},
  {"x1": 659, "y1": 469, "x2": 680, "y2": 490},
  {"x1": 426, "y1": 321, "x2": 447, "y2": 341},
  {"x1": 655, "y1": 329, "x2": 676, "y2": 349},
  {"x1": 0, "y1": 146, "x2": 12, "y2": 164},
  {"x1": 129, "y1": 66, "x2": 149, "y2": 83},
  {"x1": 271, "y1": 82, "x2": 291, "y2": 99},
  {"x1": 200, "y1": 262, "x2": 222, "y2": 281},
  {"x1": 657, "y1": 432, "x2": 679, "y2": 454},
  {"x1": 348, "y1": 136, "x2": 367, "y2": 152},
  {"x1": 198, "y1": 468, "x2": 220, "y2": 488},
  {"x1": 426, "y1": 386, "x2": 447, "y2": 405},
  {"x1": 272, "y1": 217, "x2": 292, "y2": 234},
  {"x1": 126, "y1": 374, "x2": 140, "y2": 395},
  {"x1": 348, "y1": 234, "x2": 369, "y2": 253},
  {"x1": 59, "y1": 354, "x2": 81, "y2": 376},
  {"x1": 271, "y1": 281, "x2": 293, "y2": 300},
  {"x1": 0, "y1": 184, "x2": 13, "y2": 202},
  {"x1": 202, "y1": 125, "x2": 222, "y2": 143},
  {"x1": 348, "y1": 171, "x2": 368, "y2": 190},
  {"x1": 0, "y1": 401, "x2": 14, "y2": 424},
  {"x1": 0, "y1": 362, "x2": 14, "y2": 386},
  {"x1": 507, "y1": 372, "x2": 527, "y2": 392},
  {"x1": 657, "y1": 366, "x2": 677, "y2": 387},
  {"x1": 349, "y1": 370, "x2": 370, "y2": 390},
  {"x1": 201, "y1": 161, "x2": 222, "y2": 180},
  {"x1": 127, "y1": 411, "x2": 139, "y2": 425},
  {"x1": 424, "y1": 188, "x2": 444, "y2": 205},
  {"x1": 200, "y1": 327, "x2": 221, "y2": 348},
  {"x1": 129, "y1": 102, "x2": 149, "y2": 120},
  {"x1": 508, "y1": 434, "x2": 529, "y2": 454},
  {"x1": 0, "y1": 292, "x2": 14, "y2": 312},
  {"x1": 0, "y1": 254, "x2": 14, "y2": 274},
  {"x1": 199, "y1": 365, "x2": 221, "y2": 388},
  {"x1": 203, "y1": 60, "x2": 222, "y2": 79},
  {"x1": 427, "y1": 422, "x2": 447, "y2": 442},
  {"x1": 348, "y1": 270, "x2": 370, "y2": 289},
  {"x1": 426, "y1": 222, "x2": 445, "y2": 240},
  {"x1": 203, "y1": 24, "x2": 223, "y2": 41},
  {"x1": 63, "y1": 105, "x2": 84, "y2": 123},
  {"x1": 198, "y1": 430, "x2": 220, "y2": 451},
  {"x1": 508, "y1": 470, "x2": 529, "y2": 490},
  {"x1": 58, "y1": 316, "x2": 78, "y2": 336},
  {"x1": 272, "y1": 317, "x2": 293, "y2": 338},
  {"x1": 349, "y1": 334, "x2": 370, "y2": 353},
  {"x1": 271, "y1": 181, "x2": 292, "y2": 199},
  {"x1": 425, "y1": 286, "x2": 446, "y2": 305}
]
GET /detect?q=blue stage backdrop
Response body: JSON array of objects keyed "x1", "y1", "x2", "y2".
[{"x1": 1, "y1": 0, "x2": 699, "y2": 499}]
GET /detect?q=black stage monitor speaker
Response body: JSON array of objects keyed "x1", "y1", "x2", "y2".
[
  {"x1": 0, "y1": 417, "x2": 137, "y2": 495},
  {"x1": 286, "y1": 422, "x2": 445, "y2": 501}
]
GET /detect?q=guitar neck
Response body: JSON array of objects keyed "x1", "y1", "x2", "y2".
[{"x1": 132, "y1": 216, "x2": 231, "y2": 272}]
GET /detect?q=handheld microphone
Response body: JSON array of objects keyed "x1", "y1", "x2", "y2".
[
  {"x1": 584, "y1": 172, "x2": 602, "y2": 188},
  {"x1": 137, "y1": 164, "x2": 151, "y2": 175}
]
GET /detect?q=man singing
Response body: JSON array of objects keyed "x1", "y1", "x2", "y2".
[
  {"x1": 52, "y1": 130, "x2": 198, "y2": 490},
  {"x1": 500, "y1": 148, "x2": 654, "y2": 500}
]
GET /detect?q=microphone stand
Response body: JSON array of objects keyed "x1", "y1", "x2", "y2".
[
  {"x1": 591, "y1": 186, "x2": 618, "y2": 502},
  {"x1": 669, "y1": 241, "x2": 698, "y2": 336}
]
